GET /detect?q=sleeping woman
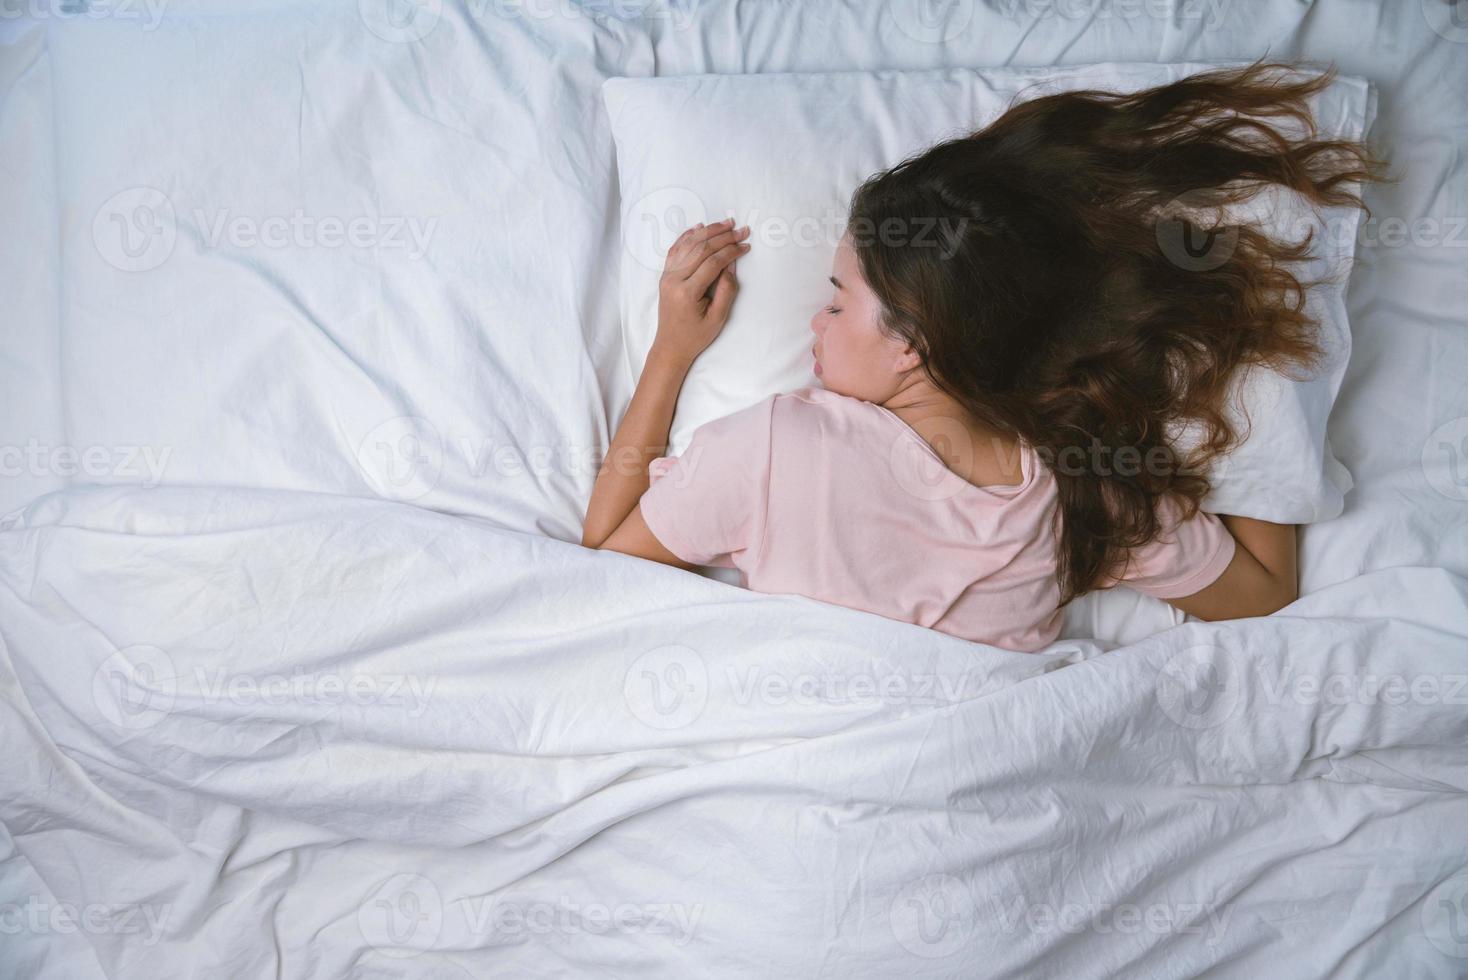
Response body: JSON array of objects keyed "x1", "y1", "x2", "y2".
[{"x1": 581, "y1": 60, "x2": 1384, "y2": 653}]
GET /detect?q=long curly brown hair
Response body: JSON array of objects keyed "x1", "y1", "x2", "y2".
[{"x1": 848, "y1": 59, "x2": 1391, "y2": 606}]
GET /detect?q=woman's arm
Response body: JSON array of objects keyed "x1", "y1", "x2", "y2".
[
  {"x1": 581, "y1": 218, "x2": 750, "y2": 554},
  {"x1": 1164, "y1": 515, "x2": 1299, "y2": 621},
  {"x1": 578, "y1": 345, "x2": 694, "y2": 558}
]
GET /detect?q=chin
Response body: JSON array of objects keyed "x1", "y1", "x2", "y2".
[{"x1": 814, "y1": 374, "x2": 855, "y2": 398}]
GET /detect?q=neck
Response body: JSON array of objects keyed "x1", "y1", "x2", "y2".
[
  {"x1": 879, "y1": 374, "x2": 1025, "y2": 487},
  {"x1": 879, "y1": 374, "x2": 978, "y2": 431}
]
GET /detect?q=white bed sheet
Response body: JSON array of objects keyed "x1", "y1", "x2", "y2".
[
  {"x1": 4, "y1": 0, "x2": 650, "y2": 542},
  {"x1": 1, "y1": 0, "x2": 1466, "y2": 976}
]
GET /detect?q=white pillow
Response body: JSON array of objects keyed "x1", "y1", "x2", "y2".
[{"x1": 603, "y1": 62, "x2": 1376, "y2": 524}]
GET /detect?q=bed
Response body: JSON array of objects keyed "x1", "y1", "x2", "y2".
[{"x1": 1, "y1": 1, "x2": 1465, "y2": 976}]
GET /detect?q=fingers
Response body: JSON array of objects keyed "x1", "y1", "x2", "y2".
[
  {"x1": 663, "y1": 223, "x2": 707, "y2": 274},
  {"x1": 665, "y1": 219, "x2": 749, "y2": 278},
  {"x1": 706, "y1": 264, "x2": 738, "y2": 324},
  {"x1": 687, "y1": 236, "x2": 749, "y2": 296},
  {"x1": 667, "y1": 220, "x2": 734, "y2": 274}
]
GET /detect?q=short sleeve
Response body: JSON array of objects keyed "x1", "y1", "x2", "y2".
[
  {"x1": 639, "y1": 397, "x2": 775, "y2": 566},
  {"x1": 1113, "y1": 495, "x2": 1238, "y2": 599}
]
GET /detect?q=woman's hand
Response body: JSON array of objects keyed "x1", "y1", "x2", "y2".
[
  {"x1": 581, "y1": 218, "x2": 748, "y2": 552},
  {"x1": 653, "y1": 218, "x2": 751, "y2": 366}
]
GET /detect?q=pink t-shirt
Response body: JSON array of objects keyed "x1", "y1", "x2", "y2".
[{"x1": 639, "y1": 387, "x2": 1236, "y2": 652}]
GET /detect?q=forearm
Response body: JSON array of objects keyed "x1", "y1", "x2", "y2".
[
  {"x1": 1220, "y1": 514, "x2": 1297, "y2": 595},
  {"x1": 1167, "y1": 515, "x2": 1299, "y2": 622},
  {"x1": 583, "y1": 218, "x2": 748, "y2": 548},
  {"x1": 581, "y1": 343, "x2": 693, "y2": 548}
]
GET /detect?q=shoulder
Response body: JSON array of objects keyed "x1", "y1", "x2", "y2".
[
  {"x1": 683, "y1": 393, "x2": 780, "y2": 461},
  {"x1": 693, "y1": 387, "x2": 884, "y2": 449},
  {"x1": 694, "y1": 392, "x2": 777, "y2": 434},
  {"x1": 778, "y1": 385, "x2": 861, "y2": 410},
  {"x1": 770, "y1": 385, "x2": 885, "y2": 431}
]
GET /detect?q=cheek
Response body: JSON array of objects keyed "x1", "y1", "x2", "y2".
[{"x1": 825, "y1": 321, "x2": 895, "y2": 394}]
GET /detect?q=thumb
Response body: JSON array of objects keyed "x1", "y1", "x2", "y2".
[{"x1": 708, "y1": 266, "x2": 738, "y2": 323}]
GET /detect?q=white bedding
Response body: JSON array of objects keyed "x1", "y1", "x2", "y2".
[
  {"x1": 1, "y1": 486, "x2": 1466, "y2": 977},
  {"x1": 1, "y1": 0, "x2": 1466, "y2": 976}
]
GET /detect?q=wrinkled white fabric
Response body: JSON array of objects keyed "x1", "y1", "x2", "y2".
[
  {"x1": 1, "y1": 485, "x2": 1466, "y2": 977},
  {"x1": 2, "y1": 0, "x2": 1466, "y2": 976}
]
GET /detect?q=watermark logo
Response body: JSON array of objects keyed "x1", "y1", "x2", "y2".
[
  {"x1": 888, "y1": 0, "x2": 974, "y2": 43},
  {"x1": 358, "y1": 873, "x2": 444, "y2": 958},
  {"x1": 359, "y1": 0, "x2": 441, "y2": 42},
  {"x1": 625, "y1": 187, "x2": 709, "y2": 274},
  {"x1": 357, "y1": 875, "x2": 702, "y2": 955},
  {"x1": 191, "y1": 668, "x2": 438, "y2": 716},
  {"x1": 997, "y1": 0, "x2": 1227, "y2": 30},
  {"x1": 1422, "y1": 417, "x2": 1468, "y2": 502},
  {"x1": 0, "y1": 898, "x2": 171, "y2": 946},
  {"x1": 1256, "y1": 667, "x2": 1468, "y2": 708},
  {"x1": 93, "y1": 187, "x2": 176, "y2": 273},
  {"x1": 0, "y1": 0, "x2": 170, "y2": 29},
  {"x1": 885, "y1": 424, "x2": 1205, "y2": 504},
  {"x1": 461, "y1": 896, "x2": 702, "y2": 944},
  {"x1": 843, "y1": 215, "x2": 968, "y2": 257},
  {"x1": 93, "y1": 189, "x2": 440, "y2": 271},
  {"x1": 356, "y1": 416, "x2": 444, "y2": 501},
  {"x1": 623, "y1": 645, "x2": 709, "y2": 730},
  {"x1": 92, "y1": 645, "x2": 178, "y2": 730},
  {"x1": 1421, "y1": 0, "x2": 1468, "y2": 44},
  {"x1": 469, "y1": 0, "x2": 693, "y2": 29},
  {"x1": 888, "y1": 414, "x2": 980, "y2": 502},
  {"x1": 1155, "y1": 644, "x2": 1243, "y2": 730},
  {"x1": 0, "y1": 440, "x2": 172, "y2": 485},
  {"x1": 1422, "y1": 872, "x2": 1468, "y2": 959},
  {"x1": 1156, "y1": 191, "x2": 1239, "y2": 272},
  {"x1": 1351, "y1": 214, "x2": 1468, "y2": 250},
  {"x1": 725, "y1": 665, "x2": 972, "y2": 708},
  {"x1": 195, "y1": 208, "x2": 437, "y2": 260},
  {"x1": 627, "y1": 197, "x2": 971, "y2": 276},
  {"x1": 993, "y1": 894, "x2": 1233, "y2": 945},
  {"x1": 465, "y1": 435, "x2": 606, "y2": 481},
  {"x1": 889, "y1": 873, "x2": 976, "y2": 958}
]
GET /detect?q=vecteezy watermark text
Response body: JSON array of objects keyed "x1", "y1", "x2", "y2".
[
  {"x1": 0, "y1": 898, "x2": 171, "y2": 947},
  {"x1": 357, "y1": 873, "x2": 703, "y2": 958},
  {"x1": 0, "y1": 440, "x2": 171, "y2": 485},
  {"x1": 195, "y1": 208, "x2": 437, "y2": 260},
  {"x1": 0, "y1": 0, "x2": 169, "y2": 29},
  {"x1": 993, "y1": 894, "x2": 1234, "y2": 946}
]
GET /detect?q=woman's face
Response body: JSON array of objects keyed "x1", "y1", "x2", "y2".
[{"x1": 809, "y1": 234, "x2": 921, "y2": 402}]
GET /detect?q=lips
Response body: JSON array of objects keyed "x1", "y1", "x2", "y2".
[{"x1": 812, "y1": 345, "x2": 822, "y2": 377}]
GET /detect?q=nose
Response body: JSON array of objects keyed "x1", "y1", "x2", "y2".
[{"x1": 809, "y1": 311, "x2": 825, "y2": 337}]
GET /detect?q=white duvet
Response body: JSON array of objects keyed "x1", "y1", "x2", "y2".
[
  {"x1": 2, "y1": 486, "x2": 1467, "y2": 976},
  {"x1": 2, "y1": 0, "x2": 1467, "y2": 976}
]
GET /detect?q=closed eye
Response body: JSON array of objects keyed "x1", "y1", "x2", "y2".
[{"x1": 824, "y1": 305, "x2": 841, "y2": 315}]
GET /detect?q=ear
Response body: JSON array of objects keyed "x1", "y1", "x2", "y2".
[{"x1": 892, "y1": 343, "x2": 922, "y2": 374}]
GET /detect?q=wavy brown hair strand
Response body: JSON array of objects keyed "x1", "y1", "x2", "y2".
[{"x1": 848, "y1": 59, "x2": 1392, "y2": 605}]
